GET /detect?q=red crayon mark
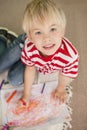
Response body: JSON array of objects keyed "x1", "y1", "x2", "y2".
[{"x1": 6, "y1": 90, "x2": 17, "y2": 103}]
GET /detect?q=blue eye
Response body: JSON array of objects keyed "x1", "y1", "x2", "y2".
[
  {"x1": 35, "y1": 31, "x2": 41, "y2": 35},
  {"x1": 50, "y1": 28, "x2": 57, "y2": 32}
]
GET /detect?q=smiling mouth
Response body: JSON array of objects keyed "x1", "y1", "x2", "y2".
[{"x1": 43, "y1": 44, "x2": 55, "y2": 50}]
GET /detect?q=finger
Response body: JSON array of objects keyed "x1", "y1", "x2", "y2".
[
  {"x1": 60, "y1": 94, "x2": 67, "y2": 103},
  {"x1": 51, "y1": 91, "x2": 56, "y2": 99}
]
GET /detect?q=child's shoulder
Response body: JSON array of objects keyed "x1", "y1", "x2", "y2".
[
  {"x1": 24, "y1": 36, "x2": 34, "y2": 49},
  {"x1": 23, "y1": 36, "x2": 39, "y2": 55},
  {"x1": 62, "y1": 37, "x2": 78, "y2": 55},
  {"x1": 24, "y1": 36, "x2": 31, "y2": 45},
  {"x1": 62, "y1": 37, "x2": 74, "y2": 47}
]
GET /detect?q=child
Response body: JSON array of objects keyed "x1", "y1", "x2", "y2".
[{"x1": 19, "y1": 0, "x2": 79, "y2": 105}]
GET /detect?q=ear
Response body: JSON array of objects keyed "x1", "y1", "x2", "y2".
[
  {"x1": 27, "y1": 33, "x2": 33, "y2": 42},
  {"x1": 62, "y1": 26, "x2": 65, "y2": 35},
  {"x1": 61, "y1": 28, "x2": 65, "y2": 38}
]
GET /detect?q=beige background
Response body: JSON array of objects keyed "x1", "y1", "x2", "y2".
[{"x1": 0, "y1": 0, "x2": 87, "y2": 130}]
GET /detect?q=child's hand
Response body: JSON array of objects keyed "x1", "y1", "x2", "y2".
[
  {"x1": 17, "y1": 96, "x2": 29, "y2": 107},
  {"x1": 51, "y1": 88, "x2": 67, "y2": 103},
  {"x1": 14, "y1": 97, "x2": 29, "y2": 115}
]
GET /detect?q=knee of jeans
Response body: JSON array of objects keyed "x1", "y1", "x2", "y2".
[
  {"x1": 7, "y1": 72, "x2": 24, "y2": 86},
  {"x1": 7, "y1": 61, "x2": 25, "y2": 86}
]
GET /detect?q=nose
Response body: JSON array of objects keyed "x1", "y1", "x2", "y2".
[{"x1": 43, "y1": 34, "x2": 50, "y2": 43}]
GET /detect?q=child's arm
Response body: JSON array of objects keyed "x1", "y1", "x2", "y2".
[
  {"x1": 52, "y1": 71, "x2": 73, "y2": 103},
  {"x1": 20, "y1": 65, "x2": 36, "y2": 105},
  {"x1": 58, "y1": 71, "x2": 73, "y2": 91}
]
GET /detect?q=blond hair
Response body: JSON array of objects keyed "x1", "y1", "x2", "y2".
[{"x1": 22, "y1": 0, "x2": 66, "y2": 34}]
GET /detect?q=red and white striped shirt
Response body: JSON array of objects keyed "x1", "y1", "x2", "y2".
[{"x1": 21, "y1": 37, "x2": 79, "y2": 78}]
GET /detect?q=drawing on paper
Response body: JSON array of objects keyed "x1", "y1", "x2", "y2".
[{"x1": 1, "y1": 81, "x2": 71, "y2": 127}]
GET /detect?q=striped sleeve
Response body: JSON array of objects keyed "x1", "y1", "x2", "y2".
[
  {"x1": 62, "y1": 58, "x2": 79, "y2": 78},
  {"x1": 61, "y1": 38, "x2": 79, "y2": 78},
  {"x1": 21, "y1": 38, "x2": 34, "y2": 66}
]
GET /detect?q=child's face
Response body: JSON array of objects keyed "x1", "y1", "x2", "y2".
[{"x1": 28, "y1": 19, "x2": 65, "y2": 56}]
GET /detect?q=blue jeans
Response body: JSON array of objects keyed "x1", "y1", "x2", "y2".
[
  {"x1": 8, "y1": 60, "x2": 25, "y2": 86},
  {"x1": 0, "y1": 33, "x2": 26, "y2": 86}
]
